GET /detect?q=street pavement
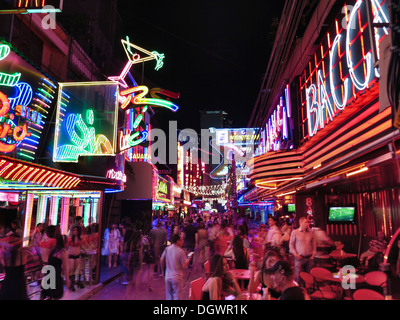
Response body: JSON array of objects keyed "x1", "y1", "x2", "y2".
[{"x1": 88, "y1": 262, "x2": 206, "y2": 300}]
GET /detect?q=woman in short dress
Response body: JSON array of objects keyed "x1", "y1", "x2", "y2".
[{"x1": 108, "y1": 224, "x2": 121, "y2": 268}]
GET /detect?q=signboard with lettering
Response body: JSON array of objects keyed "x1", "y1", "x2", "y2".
[
  {"x1": 53, "y1": 82, "x2": 118, "y2": 162},
  {"x1": 0, "y1": 42, "x2": 55, "y2": 161},
  {"x1": 299, "y1": 0, "x2": 389, "y2": 141},
  {"x1": 257, "y1": 85, "x2": 294, "y2": 155}
]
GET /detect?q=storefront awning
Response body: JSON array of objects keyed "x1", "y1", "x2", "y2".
[{"x1": 0, "y1": 155, "x2": 81, "y2": 190}]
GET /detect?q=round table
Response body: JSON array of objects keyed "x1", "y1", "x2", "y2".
[
  {"x1": 329, "y1": 251, "x2": 358, "y2": 260},
  {"x1": 329, "y1": 251, "x2": 358, "y2": 268},
  {"x1": 316, "y1": 270, "x2": 365, "y2": 299},
  {"x1": 231, "y1": 269, "x2": 251, "y2": 291}
]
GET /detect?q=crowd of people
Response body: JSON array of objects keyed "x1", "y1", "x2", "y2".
[
  {"x1": 1, "y1": 209, "x2": 396, "y2": 301},
  {"x1": 126, "y1": 211, "x2": 394, "y2": 301},
  {"x1": 0, "y1": 216, "x2": 99, "y2": 300}
]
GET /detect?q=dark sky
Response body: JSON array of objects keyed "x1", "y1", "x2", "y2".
[{"x1": 116, "y1": 0, "x2": 285, "y2": 132}]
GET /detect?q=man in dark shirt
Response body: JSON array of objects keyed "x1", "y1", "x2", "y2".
[
  {"x1": 182, "y1": 218, "x2": 197, "y2": 267},
  {"x1": 267, "y1": 260, "x2": 309, "y2": 300},
  {"x1": 149, "y1": 221, "x2": 168, "y2": 276}
]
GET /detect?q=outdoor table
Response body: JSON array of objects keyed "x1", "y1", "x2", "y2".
[
  {"x1": 329, "y1": 251, "x2": 357, "y2": 268},
  {"x1": 231, "y1": 269, "x2": 251, "y2": 291},
  {"x1": 316, "y1": 269, "x2": 365, "y2": 299}
]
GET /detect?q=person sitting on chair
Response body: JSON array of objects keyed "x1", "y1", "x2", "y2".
[{"x1": 360, "y1": 231, "x2": 387, "y2": 267}]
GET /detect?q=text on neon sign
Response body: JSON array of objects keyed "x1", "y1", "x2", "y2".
[
  {"x1": 106, "y1": 169, "x2": 126, "y2": 182},
  {"x1": 305, "y1": 0, "x2": 388, "y2": 138}
]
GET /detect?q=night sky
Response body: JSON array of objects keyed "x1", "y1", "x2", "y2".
[{"x1": 116, "y1": 0, "x2": 285, "y2": 132}]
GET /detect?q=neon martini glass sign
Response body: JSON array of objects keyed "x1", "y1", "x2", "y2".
[{"x1": 110, "y1": 37, "x2": 180, "y2": 152}]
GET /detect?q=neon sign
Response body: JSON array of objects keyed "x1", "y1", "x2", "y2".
[
  {"x1": 0, "y1": 43, "x2": 51, "y2": 159},
  {"x1": 110, "y1": 37, "x2": 180, "y2": 153},
  {"x1": 255, "y1": 84, "x2": 294, "y2": 155},
  {"x1": 108, "y1": 37, "x2": 165, "y2": 88},
  {"x1": 54, "y1": 82, "x2": 118, "y2": 162},
  {"x1": 158, "y1": 180, "x2": 168, "y2": 195},
  {"x1": 106, "y1": 169, "x2": 127, "y2": 182},
  {"x1": 302, "y1": 0, "x2": 389, "y2": 139}
]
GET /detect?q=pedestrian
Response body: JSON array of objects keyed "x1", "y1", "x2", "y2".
[
  {"x1": 224, "y1": 235, "x2": 250, "y2": 269},
  {"x1": 182, "y1": 218, "x2": 197, "y2": 267},
  {"x1": 195, "y1": 222, "x2": 208, "y2": 268},
  {"x1": 289, "y1": 217, "x2": 316, "y2": 283},
  {"x1": 41, "y1": 234, "x2": 70, "y2": 300},
  {"x1": 160, "y1": 233, "x2": 193, "y2": 300},
  {"x1": 108, "y1": 224, "x2": 121, "y2": 268},
  {"x1": 149, "y1": 221, "x2": 168, "y2": 277},
  {"x1": 120, "y1": 222, "x2": 133, "y2": 285},
  {"x1": 0, "y1": 234, "x2": 30, "y2": 300},
  {"x1": 141, "y1": 234, "x2": 155, "y2": 291},
  {"x1": 123, "y1": 224, "x2": 142, "y2": 286},
  {"x1": 264, "y1": 216, "x2": 282, "y2": 250}
]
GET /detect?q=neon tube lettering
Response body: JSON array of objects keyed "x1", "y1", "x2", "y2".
[
  {"x1": 120, "y1": 86, "x2": 179, "y2": 112},
  {"x1": 306, "y1": 84, "x2": 319, "y2": 137},
  {"x1": 346, "y1": 0, "x2": 373, "y2": 90},
  {"x1": 305, "y1": 0, "x2": 388, "y2": 138},
  {"x1": 317, "y1": 70, "x2": 335, "y2": 128},
  {"x1": 329, "y1": 34, "x2": 349, "y2": 110}
]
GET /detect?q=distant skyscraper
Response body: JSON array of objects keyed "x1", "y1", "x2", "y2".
[
  {"x1": 200, "y1": 109, "x2": 232, "y2": 130},
  {"x1": 199, "y1": 110, "x2": 232, "y2": 186}
]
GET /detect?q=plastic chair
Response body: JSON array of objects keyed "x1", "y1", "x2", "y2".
[
  {"x1": 364, "y1": 271, "x2": 387, "y2": 288},
  {"x1": 189, "y1": 277, "x2": 205, "y2": 300},
  {"x1": 352, "y1": 288, "x2": 385, "y2": 300},
  {"x1": 310, "y1": 267, "x2": 335, "y2": 282},
  {"x1": 310, "y1": 267, "x2": 342, "y2": 296},
  {"x1": 299, "y1": 272, "x2": 338, "y2": 300}
]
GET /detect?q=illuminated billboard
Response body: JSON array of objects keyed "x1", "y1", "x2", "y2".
[
  {"x1": 53, "y1": 82, "x2": 118, "y2": 162},
  {"x1": 0, "y1": 42, "x2": 56, "y2": 161}
]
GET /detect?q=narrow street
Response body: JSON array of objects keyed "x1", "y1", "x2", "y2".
[{"x1": 89, "y1": 264, "x2": 206, "y2": 300}]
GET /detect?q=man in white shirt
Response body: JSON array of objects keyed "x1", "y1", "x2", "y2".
[
  {"x1": 264, "y1": 217, "x2": 282, "y2": 249},
  {"x1": 289, "y1": 217, "x2": 317, "y2": 283},
  {"x1": 161, "y1": 233, "x2": 193, "y2": 300}
]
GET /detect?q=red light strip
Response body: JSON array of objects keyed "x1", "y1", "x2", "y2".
[
  {"x1": 71, "y1": 179, "x2": 81, "y2": 188},
  {"x1": 37, "y1": 171, "x2": 52, "y2": 184},
  {"x1": 60, "y1": 176, "x2": 75, "y2": 189},
  {"x1": 0, "y1": 162, "x2": 12, "y2": 176},
  {"x1": 64, "y1": 177, "x2": 77, "y2": 189},
  {"x1": 17, "y1": 166, "x2": 34, "y2": 182},
  {"x1": 48, "y1": 173, "x2": 60, "y2": 186},
  {"x1": 4, "y1": 164, "x2": 22, "y2": 180},
  {"x1": 303, "y1": 102, "x2": 389, "y2": 168},
  {"x1": 42, "y1": 173, "x2": 56, "y2": 186},
  {"x1": 53, "y1": 174, "x2": 65, "y2": 187},
  {"x1": 31, "y1": 169, "x2": 46, "y2": 183},
  {"x1": 25, "y1": 168, "x2": 40, "y2": 183},
  {"x1": 12, "y1": 165, "x2": 28, "y2": 181}
]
